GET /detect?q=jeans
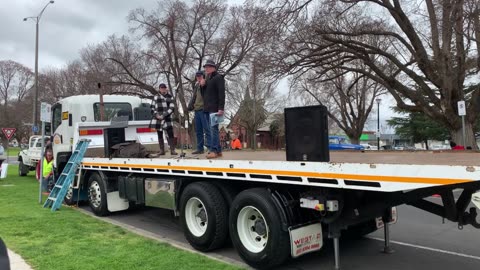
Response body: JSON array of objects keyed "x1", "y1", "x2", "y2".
[
  {"x1": 195, "y1": 110, "x2": 210, "y2": 151},
  {"x1": 205, "y1": 112, "x2": 221, "y2": 153},
  {"x1": 42, "y1": 175, "x2": 54, "y2": 192}
]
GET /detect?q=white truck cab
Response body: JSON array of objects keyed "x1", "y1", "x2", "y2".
[{"x1": 51, "y1": 95, "x2": 156, "y2": 170}]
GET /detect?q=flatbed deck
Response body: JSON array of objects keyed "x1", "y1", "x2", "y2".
[
  {"x1": 81, "y1": 149, "x2": 480, "y2": 193},
  {"x1": 147, "y1": 150, "x2": 480, "y2": 166}
]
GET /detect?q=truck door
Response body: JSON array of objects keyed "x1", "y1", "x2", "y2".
[{"x1": 51, "y1": 103, "x2": 67, "y2": 167}]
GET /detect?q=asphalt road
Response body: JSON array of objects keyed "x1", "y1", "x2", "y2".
[
  {"x1": 3, "y1": 156, "x2": 19, "y2": 165},
  {"x1": 80, "y1": 195, "x2": 480, "y2": 270}
]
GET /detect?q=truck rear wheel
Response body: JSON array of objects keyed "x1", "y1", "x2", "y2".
[
  {"x1": 87, "y1": 173, "x2": 109, "y2": 216},
  {"x1": 180, "y1": 182, "x2": 228, "y2": 251},
  {"x1": 18, "y1": 161, "x2": 28, "y2": 176},
  {"x1": 229, "y1": 188, "x2": 290, "y2": 269}
]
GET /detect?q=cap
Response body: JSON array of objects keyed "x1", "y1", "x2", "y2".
[
  {"x1": 203, "y1": 59, "x2": 216, "y2": 68},
  {"x1": 159, "y1": 83, "x2": 167, "y2": 89},
  {"x1": 195, "y1": 70, "x2": 204, "y2": 76}
]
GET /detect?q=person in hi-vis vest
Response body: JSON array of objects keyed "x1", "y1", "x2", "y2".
[{"x1": 37, "y1": 149, "x2": 54, "y2": 194}]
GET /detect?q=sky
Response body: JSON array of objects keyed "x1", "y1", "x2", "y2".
[{"x1": 1, "y1": 0, "x2": 397, "y2": 131}]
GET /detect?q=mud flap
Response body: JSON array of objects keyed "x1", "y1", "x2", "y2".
[
  {"x1": 107, "y1": 191, "x2": 129, "y2": 212},
  {"x1": 376, "y1": 207, "x2": 398, "y2": 229},
  {"x1": 473, "y1": 192, "x2": 480, "y2": 209},
  {"x1": 289, "y1": 223, "x2": 323, "y2": 258}
]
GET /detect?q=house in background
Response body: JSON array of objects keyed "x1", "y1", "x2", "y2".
[
  {"x1": 256, "y1": 115, "x2": 285, "y2": 149},
  {"x1": 225, "y1": 113, "x2": 284, "y2": 150}
]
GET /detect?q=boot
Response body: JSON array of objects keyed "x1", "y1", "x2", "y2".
[
  {"x1": 168, "y1": 138, "x2": 178, "y2": 155},
  {"x1": 159, "y1": 142, "x2": 166, "y2": 155}
]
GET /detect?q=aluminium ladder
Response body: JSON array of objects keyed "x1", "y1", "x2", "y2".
[{"x1": 43, "y1": 139, "x2": 90, "y2": 211}]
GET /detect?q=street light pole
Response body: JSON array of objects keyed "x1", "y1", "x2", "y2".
[
  {"x1": 24, "y1": 1, "x2": 54, "y2": 135},
  {"x1": 33, "y1": 20, "x2": 39, "y2": 134},
  {"x1": 376, "y1": 98, "x2": 381, "y2": 151}
]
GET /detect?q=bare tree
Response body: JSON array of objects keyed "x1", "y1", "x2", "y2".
[
  {"x1": 0, "y1": 60, "x2": 34, "y2": 127},
  {"x1": 264, "y1": 0, "x2": 480, "y2": 148},
  {"x1": 227, "y1": 60, "x2": 287, "y2": 148},
  {"x1": 292, "y1": 65, "x2": 386, "y2": 144}
]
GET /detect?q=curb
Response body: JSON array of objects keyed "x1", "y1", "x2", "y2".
[
  {"x1": 8, "y1": 249, "x2": 33, "y2": 270},
  {"x1": 75, "y1": 208, "x2": 250, "y2": 269}
]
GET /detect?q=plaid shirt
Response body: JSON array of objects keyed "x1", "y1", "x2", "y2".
[{"x1": 150, "y1": 93, "x2": 175, "y2": 130}]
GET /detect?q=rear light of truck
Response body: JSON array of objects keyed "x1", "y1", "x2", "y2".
[
  {"x1": 79, "y1": 129, "x2": 103, "y2": 136},
  {"x1": 136, "y1": 128, "x2": 156, "y2": 133}
]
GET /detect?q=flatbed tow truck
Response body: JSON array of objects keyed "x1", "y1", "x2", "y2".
[{"x1": 51, "y1": 95, "x2": 480, "y2": 269}]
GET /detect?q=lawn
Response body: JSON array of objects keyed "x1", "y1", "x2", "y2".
[
  {"x1": 0, "y1": 165, "x2": 242, "y2": 270},
  {"x1": 4, "y1": 146, "x2": 20, "y2": 157}
]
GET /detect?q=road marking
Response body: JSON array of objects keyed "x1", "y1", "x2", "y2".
[{"x1": 367, "y1": 236, "x2": 480, "y2": 261}]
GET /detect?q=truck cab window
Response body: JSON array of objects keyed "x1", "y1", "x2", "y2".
[
  {"x1": 52, "y1": 104, "x2": 62, "y2": 133},
  {"x1": 93, "y1": 103, "x2": 133, "y2": 121}
]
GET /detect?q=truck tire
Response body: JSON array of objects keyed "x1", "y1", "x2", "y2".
[
  {"x1": 18, "y1": 161, "x2": 28, "y2": 176},
  {"x1": 229, "y1": 188, "x2": 290, "y2": 269},
  {"x1": 64, "y1": 184, "x2": 76, "y2": 206},
  {"x1": 211, "y1": 181, "x2": 237, "y2": 207},
  {"x1": 180, "y1": 182, "x2": 228, "y2": 252},
  {"x1": 87, "y1": 173, "x2": 109, "y2": 216}
]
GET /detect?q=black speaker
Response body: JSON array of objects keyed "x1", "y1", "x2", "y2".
[
  {"x1": 284, "y1": 105, "x2": 329, "y2": 162},
  {"x1": 104, "y1": 128, "x2": 126, "y2": 158}
]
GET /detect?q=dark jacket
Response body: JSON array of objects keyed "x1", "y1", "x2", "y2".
[
  {"x1": 187, "y1": 83, "x2": 202, "y2": 112},
  {"x1": 201, "y1": 71, "x2": 225, "y2": 112}
]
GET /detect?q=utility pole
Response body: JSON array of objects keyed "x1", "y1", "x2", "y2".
[
  {"x1": 376, "y1": 98, "x2": 381, "y2": 151},
  {"x1": 252, "y1": 61, "x2": 257, "y2": 150}
]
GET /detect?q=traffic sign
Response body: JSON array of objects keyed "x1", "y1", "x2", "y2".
[
  {"x1": 458, "y1": 100, "x2": 466, "y2": 116},
  {"x1": 40, "y1": 102, "x2": 51, "y2": 123},
  {"x1": 2, "y1": 128, "x2": 16, "y2": 140},
  {"x1": 32, "y1": 125, "x2": 39, "y2": 133}
]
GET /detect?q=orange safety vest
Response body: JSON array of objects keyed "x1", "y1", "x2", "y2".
[{"x1": 231, "y1": 139, "x2": 242, "y2": 149}]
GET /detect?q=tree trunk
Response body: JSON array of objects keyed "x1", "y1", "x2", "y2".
[
  {"x1": 350, "y1": 137, "x2": 360, "y2": 145},
  {"x1": 347, "y1": 131, "x2": 362, "y2": 145},
  {"x1": 450, "y1": 121, "x2": 477, "y2": 150}
]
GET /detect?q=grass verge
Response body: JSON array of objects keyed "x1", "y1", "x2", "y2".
[
  {"x1": 0, "y1": 165, "x2": 242, "y2": 270},
  {"x1": 4, "y1": 146, "x2": 20, "y2": 157}
]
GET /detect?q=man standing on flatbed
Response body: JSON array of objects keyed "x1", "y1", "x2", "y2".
[
  {"x1": 200, "y1": 60, "x2": 225, "y2": 159},
  {"x1": 151, "y1": 83, "x2": 178, "y2": 156}
]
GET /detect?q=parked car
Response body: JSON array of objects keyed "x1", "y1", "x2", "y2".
[
  {"x1": 360, "y1": 143, "x2": 378, "y2": 150},
  {"x1": 431, "y1": 145, "x2": 450, "y2": 151},
  {"x1": 0, "y1": 145, "x2": 5, "y2": 166},
  {"x1": 329, "y1": 136, "x2": 365, "y2": 151}
]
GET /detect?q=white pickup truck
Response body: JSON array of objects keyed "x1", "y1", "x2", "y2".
[{"x1": 17, "y1": 136, "x2": 44, "y2": 176}]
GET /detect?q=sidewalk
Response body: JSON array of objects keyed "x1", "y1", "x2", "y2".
[{"x1": 8, "y1": 249, "x2": 33, "y2": 270}]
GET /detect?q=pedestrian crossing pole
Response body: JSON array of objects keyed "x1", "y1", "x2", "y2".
[
  {"x1": 458, "y1": 101, "x2": 466, "y2": 148},
  {"x1": 38, "y1": 102, "x2": 51, "y2": 204},
  {"x1": 38, "y1": 120, "x2": 45, "y2": 204}
]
